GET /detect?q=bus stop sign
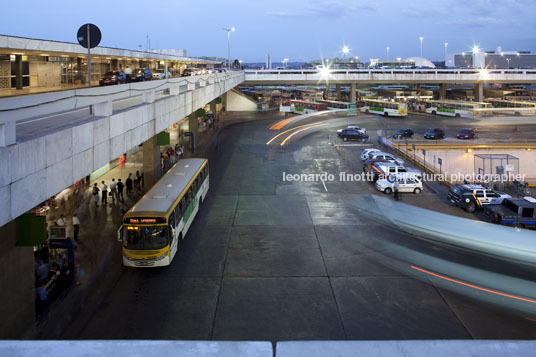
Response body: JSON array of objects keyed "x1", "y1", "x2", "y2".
[{"x1": 77, "y1": 23, "x2": 101, "y2": 49}]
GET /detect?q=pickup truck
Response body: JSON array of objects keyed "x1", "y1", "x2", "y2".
[{"x1": 485, "y1": 197, "x2": 536, "y2": 229}]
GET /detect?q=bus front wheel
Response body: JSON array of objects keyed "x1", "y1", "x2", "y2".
[
  {"x1": 431, "y1": 110, "x2": 437, "y2": 115},
  {"x1": 383, "y1": 112, "x2": 389, "y2": 117},
  {"x1": 455, "y1": 113, "x2": 461, "y2": 118}
]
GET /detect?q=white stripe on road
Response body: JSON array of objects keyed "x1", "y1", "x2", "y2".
[{"x1": 321, "y1": 179, "x2": 328, "y2": 192}]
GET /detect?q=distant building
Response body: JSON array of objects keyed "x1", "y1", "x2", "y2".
[
  {"x1": 266, "y1": 54, "x2": 272, "y2": 70},
  {"x1": 454, "y1": 48, "x2": 536, "y2": 68}
]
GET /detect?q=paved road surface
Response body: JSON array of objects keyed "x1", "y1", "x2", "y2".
[{"x1": 74, "y1": 112, "x2": 536, "y2": 341}]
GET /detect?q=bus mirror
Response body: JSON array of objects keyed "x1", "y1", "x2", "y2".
[{"x1": 117, "y1": 226, "x2": 123, "y2": 242}]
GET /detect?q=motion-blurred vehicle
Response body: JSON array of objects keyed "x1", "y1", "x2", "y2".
[
  {"x1": 448, "y1": 184, "x2": 511, "y2": 213},
  {"x1": 391, "y1": 128, "x2": 414, "y2": 138},
  {"x1": 99, "y1": 71, "x2": 127, "y2": 86},
  {"x1": 424, "y1": 128, "x2": 445, "y2": 140},
  {"x1": 456, "y1": 128, "x2": 475, "y2": 139}
]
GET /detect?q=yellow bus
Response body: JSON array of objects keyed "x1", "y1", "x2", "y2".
[
  {"x1": 425, "y1": 100, "x2": 492, "y2": 117},
  {"x1": 361, "y1": 99, "x2": 408, "y2": 117},
  {"x1": 485, "y1": 99, "x2": 536, "y2": 115},
  {"x1": 117, "y1": 158, "x2": 209, "y2": 267}
]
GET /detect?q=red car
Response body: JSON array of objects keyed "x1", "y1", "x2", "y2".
[{"x1": 457, "y1": 128, "x2": 475, "y2": 139}]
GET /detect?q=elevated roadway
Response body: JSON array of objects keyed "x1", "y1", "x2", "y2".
[
  {"x1": 0, "y1": 72, "x2": 244, "y2": 226},
  {"x1": 244, "y1": 68, "x2": 536, "y2": 85}
]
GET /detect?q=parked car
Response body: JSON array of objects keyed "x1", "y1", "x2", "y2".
[
  {"x1": 129, "y1": 68, "x2": 152, "y2": 82},
  {"x1": 340, "y1": 128, "x2": 369, "y2": 141},
  {"x1": 361, "y1": 148, "x2": 381, "y2": 161},
  {"x1": 369, "y1": 152, "x2": 404, "y2": 165},
  {"x1": 338, "y1": 126, "x2": 367, "y2": 137},
  {"x1": 375, "y1": 174, "x2": 423, "y2": 194},
  {"x1": 485, "y1": 197, "x2": 536, "y2": 229},
  {"x1": 424, "y1": 128, "x2": 445, "y2": 140},
  {"x1": 99, "y1": 71, "x2": 127, "y2": 86},
  {"x1": 371, "y1": 162, "x2": 422, "y2": 181},
  {"x1": 181, "y1": 68, "x2": 195, "y2": 77},
  {"x1": 447, "y1": 184, "x2": 511, "y2": 213},
  {"x1": 457, "y1": 128, "x2": 475, "y2": 139},
  {"x1": 391, "y1": 128, "x2": 414, "y2": 139},
  {"x1": 152, "y1": 70, "x2": 171, "y2": 80}
]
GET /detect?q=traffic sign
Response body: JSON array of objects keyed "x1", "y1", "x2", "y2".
[
  {"x1": 438, "y1": 158, "x2": 442, "y2": 165},
  {"x1": 77, "y1": 24, "x2": 101, "y2": 49},
  {"x1": 422, "y1": 149, "x2": 426, "y2": 156}
]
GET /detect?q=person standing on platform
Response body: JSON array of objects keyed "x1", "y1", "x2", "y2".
[
  {"x1": 101, "y1": 181, "x2": 108, "y2": 205},
  {"x1": 92, "y1": 183, "x2": 100, "y2": 206},
  {"x1": 110, "y1": 178, "x2": 117, "y2": 202},
  {"x1": 56, "y1": 214, "x2": 66, "y2": 226},
  {"x1": 126, "y1": 174, "x2": 133, "y2": 196},
  {"x1": 72, "y1": 214, "x2": 80, "y2": 241},
  {"x1": 394, "y1": 180, "x2": 400, "y2": 201},
  {"x1": 117, "y1": 179, "x2": 125, "y2": 202}
]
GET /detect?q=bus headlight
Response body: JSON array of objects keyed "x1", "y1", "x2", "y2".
[{"x1": 156, "y1": 250, "x2": 169, "y2": 260}]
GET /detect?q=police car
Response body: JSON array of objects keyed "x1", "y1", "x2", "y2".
[{"x1": 447, "y1": 184, "x2": 511, "y2": 213}]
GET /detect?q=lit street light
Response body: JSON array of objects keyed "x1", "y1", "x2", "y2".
[
  {"x1": 444, "y1": 42, "x2": 448, "y2": 63},
  {"x1": 419, "y1": 36, "x2": 424, "y2": 58},
  {"x1": 342, "y1": 46, "x2": 350, "y2": 58},
  {"x1": 223, "y1": 27, "x2": 235, "y2": 68},
  {"x1": 386, "y1": 46, "x2": 390, "y2": 61}
]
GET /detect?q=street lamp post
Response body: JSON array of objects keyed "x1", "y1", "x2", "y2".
[
  {"x1": 419, "y1": 37, "x2": 424, "y2": 58},
  {"x1": 386, "y1": 46, "x2": 390, "y2": 61},
  {"x1": 506, "y1": 58, "x2": 511, "y2": 68},
  {"x1": 444, "y1": 42, "x2": 448, "y2": 64},
  {"x1": 283, "y1": 58, "x2": 289, "y2": 68},
  {"x1": 223, "y1": 27, "x2": 235, "y2": 68}
]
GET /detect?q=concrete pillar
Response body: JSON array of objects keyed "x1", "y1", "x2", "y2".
[
  {"x1": 187, "y1": 113, "x2": 199, "y2": 151},
  {"x1": 0, "y1": 121, "x2": 16, "y2": 147},
  {"x1": 142, "y1": 91, "x2": 155, "y2": 104},
  {"x1": 335, "y1": 84, "x2": 341, "y2": 100},
  {"x1": 15, "y1": 54, "x2": 23, "y2": 90},
  {"x1": 93, "y1": 100, "x2": 113, "y2": 117},
  {"x1": 473, "y1": 82, "x2": 484, "y2": 102},
  {"x1": 350, "y1": 83, "x2": 356, "y2": 103},
  {"x1": 324, "y1": 84, "x2": 330, "y2": 99},
  {"x1": 142, "y1": 136, "x2": 161, "y2": 189},
  {"x1": 210, "y1": 100, "x2": 217, "y2": 117},
  {"x1": 439, "y1": 83, "x2": 447, "y2": 99},
  {"x1": 0, "y1": 221, "x2": 35, "y2": 338},
  {"x1": 222, "y1": 92, "x2": 228, "y2": 113}
]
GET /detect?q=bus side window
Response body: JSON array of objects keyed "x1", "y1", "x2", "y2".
[
  {"x1": 169, "y1": 212, "x2": 175, "y2": 229},
  {"x1": 174, "y1": 204, "x2": 182, "y2": 225}
]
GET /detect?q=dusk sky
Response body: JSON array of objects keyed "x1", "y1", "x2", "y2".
[{"x1": 2, "y1": 0, "x2": 535, "y2": 63}]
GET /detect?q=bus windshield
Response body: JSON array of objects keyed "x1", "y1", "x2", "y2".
[{"x1": 123, "y1": 226, "x2": 169, "y2": 250}]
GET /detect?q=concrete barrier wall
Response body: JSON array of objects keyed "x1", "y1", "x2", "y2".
[
  {"x1": 0, "y1": 73, "x2": 244, "y2": 227},
  {"x1": 1, "y1": 340, "x2": 535, "y2": 357}
]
